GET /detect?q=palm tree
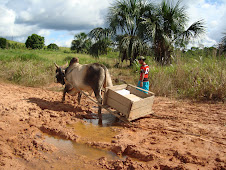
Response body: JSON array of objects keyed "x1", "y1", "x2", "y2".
[
  {"x1": 88, "y1": 27, "x2": 113, "y2": 58},
  {"x1": 107, "y1": 0, "x2": 154, "y2": 66},
  {"x1": 142, "y1": 0, "x2": 205, "y2": 65},
  {"x1": 71, "y1": 32, "x2": 91, "y2": 53}
]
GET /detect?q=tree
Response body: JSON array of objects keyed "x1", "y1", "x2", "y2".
[
  {"x1": 142, "y1": 0, "x2": 205, "y2": 65},
  {"x1": 0, "y1": 37, "x2": 7, "y2": 49},
  {"x1": 107, "y1": 0, "x2": 154, "y2": 65},
  {"x1": 220, "y1": 33, "x2": 226, "y2": 53},
  {"x1": 47, "y1": 43, "x2": 59, "y2": 50},
  {"x1": 88, "y1": 27, "x2": 113, "y2": 58},
  {"x1": 25, "y1": 34, "x2": 45, "y2": 49},
  {"x1": 71, "y1": 32, "x2": 91, "y2": 53}
]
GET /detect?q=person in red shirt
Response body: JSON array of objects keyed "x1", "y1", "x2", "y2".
[{"x1": 137, "y1": 56, "x2": 149, "y2": 93}]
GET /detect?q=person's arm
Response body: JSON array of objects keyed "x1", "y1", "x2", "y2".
[{"x1": 140, "y1": 73, "x2": 145, "y2": 87}]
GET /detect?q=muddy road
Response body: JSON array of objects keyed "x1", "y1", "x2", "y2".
[{"x1": 0, "y1": 82, "x2": 225, "y2": 169}]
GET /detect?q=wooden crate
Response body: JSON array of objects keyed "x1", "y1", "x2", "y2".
[{"x1": 103, "y1": 84, "x2": 154, "y2": 121}]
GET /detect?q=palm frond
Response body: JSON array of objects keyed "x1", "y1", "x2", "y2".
[{"x1": 183, "y1": 19, "x2": 205, "y2": 41}]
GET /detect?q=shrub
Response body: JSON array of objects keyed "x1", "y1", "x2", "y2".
[
  {"x1": 0, "y1": 37, "x2": 7, "y2": 49},
  {"x1": 47, "y1": 43, "x2": 59, "y2": 50},
  {"x1": 25, "y1": 34, "x2": 45, "y2": 49},
  {"x1": 148, "y1": 57, "x2": 226, "y2": 101}
]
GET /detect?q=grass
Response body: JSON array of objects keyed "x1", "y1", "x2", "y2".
[
  {"x1": 144, "y1": 55, "x2": 226, "y2": 101},
  {"x1": 0, "y1": 48, "x2": 225, "y2": 101}
]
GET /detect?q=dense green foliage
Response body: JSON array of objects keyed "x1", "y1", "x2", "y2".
[
  {"x1": 107, "y1": 0, "x2": 153, "y2": 65},
  {"x1": 8, "y1": 42, "x2": 26, "y2": 49},
  {"x1": 141, "y1": 1, "x2": 205, "y2": 65},
  {"x1": 104, "y1": 0, "x2": 205, "y2": 65},
  {"x1": 71, "y1": 32, "x2": 91, "y2": 53},
  {"x1": 132, "y1": 51, "x2": 225, "y2": 101},
  {"x1": 25, "y1": 34, "x2": 45, "y2": 49},
  {"x1": 0, "y1": 38, "x2": 7, "y2": 49},
  {"x1": 0, "y1": 48, "x2": 225, "y2": 101},
  {"x1": 88, "y1": 28, "x2": 113, "y2": 58},
  {"x1": 69, "y1": 0, "x2": 205, "y2": 65},
  {"x1": 47, "y1": 43, "x2": 59, "y2": 50}
]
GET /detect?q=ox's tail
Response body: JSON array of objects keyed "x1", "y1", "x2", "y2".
[{"x1": 104, "y1": 69, "x2": 113, "y2": 87}]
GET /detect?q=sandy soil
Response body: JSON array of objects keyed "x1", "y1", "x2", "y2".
[{"x1": 0, "y1": 81, "x2": 225, "y2": 170}]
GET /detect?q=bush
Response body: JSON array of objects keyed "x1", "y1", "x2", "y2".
[
  {"x1": 148, "y1": 57, "x2": 226, "y2": 101},
  {"x1": 8, "y1": 42, "x2": 26, "y2": 49},
  {"x1": 47, "y1": 43, "x2": 59, "y2": 50},
  {"x1": 0, "y1": 38, "x2": 7, "y2": 49},
  {"x1": 25, "y1": 34, "x2": 45, "y2": 49}
]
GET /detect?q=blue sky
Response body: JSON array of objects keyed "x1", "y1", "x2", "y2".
[{"x1": 0, "y1": 0, "x2": 225, "y2": 48}]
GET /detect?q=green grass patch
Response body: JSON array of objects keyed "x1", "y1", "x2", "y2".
[{"x1": 0, "y1": 48, "x2": 225, "y2": 101}]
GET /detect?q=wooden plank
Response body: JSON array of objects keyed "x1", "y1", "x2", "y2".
[
  {"x1": 124, "y1": 94, "x2": 142, "y2": 102},
  {"x1": 127, "y1": 86, "x2": 147, "y2": 98},
  {"x1": 128, "y1": 95, "x2": 154, "y2": 121},
  {"x1": 127, "y1": 85, "x2": 151, "y2": 98},
  {"x1": 128, "y1": 104, "x2": 154, "y2": 121},
  {"x1": 107, "y1": 84, "x2": 127, "y2": 91},
  {"x1": 128, "y1": 111, "x2": 153, "y2": 121},
  {"x1": 104, "y1": 84, "x2": 127, "y2": 105},
  {"x1": 107, "y1": 89, "x2": 132, "y2": 106},
  {"x1": 110, "y1": 111, "x2": 130, "y2": 123},
  {"x1": 103, "y1": 88, "x2": 109, "y2": 105},
  {"x1": 130, "y1": 96, "x2": 154, "y2": 110},
  {"x1": 101, "y1": 107, "x2": 130, "y2": 124},
  {"x1": 103, "y1": 84, "x2": 155, "y2": 122},
  {"x1": 106, "y1": 97, "x2": 131, "y2": 116},
  {"x1": 128, "y1": 84, "x2": 155, "y2": 95}
]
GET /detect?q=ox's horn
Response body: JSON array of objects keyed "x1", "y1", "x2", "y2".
[
  {"x1": 54, "y1": 63, "x2": 59, "y2": 68},
  {"x1": 62, "y1": 62, "x2": 68, "y2": 69}
]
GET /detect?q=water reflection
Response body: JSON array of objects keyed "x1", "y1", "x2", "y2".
[{"x1": 83, "y1": 113, "x2": 118, "y2": 127}]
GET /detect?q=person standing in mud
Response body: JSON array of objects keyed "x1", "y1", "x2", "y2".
[{"x1": 137, "y1": 56, "x2": 149, "y2": 93}]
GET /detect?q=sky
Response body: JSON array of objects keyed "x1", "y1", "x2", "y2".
[{"x1": 0, "y1": 0, "x2": 225, "y2": 49}]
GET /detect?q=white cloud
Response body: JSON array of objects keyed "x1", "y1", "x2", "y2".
[
  {"x1": 0, "y1": 6, "x2": 15, "y2": 28},
  {"x1": 6, "y1": 0, "x2": 110, "y2": 30},
  {"x1": 0, "y1": 0, "x2": 225, "y2": 48},
  {"x1": 0, "y1": 0, "x2": 111, "y2": 45},
  {"x1": 185, "y1": 0, "x2": 226, "y2": 48}
]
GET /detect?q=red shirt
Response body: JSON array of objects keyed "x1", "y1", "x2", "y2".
[{"x1": 139, "y1": 64, "x2": 149, "y2": 82}]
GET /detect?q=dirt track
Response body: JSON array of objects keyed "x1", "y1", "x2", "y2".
[{"x1": 0, "y1": 81, "x2": 225, "y2": 170}]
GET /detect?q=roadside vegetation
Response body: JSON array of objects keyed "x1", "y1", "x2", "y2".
[
  {"x1": 0, "y1": 0, "x2": 225, "y2": 101},
  {"x1": 0, "y1": 47, "x2": 225, "y2": 101}
]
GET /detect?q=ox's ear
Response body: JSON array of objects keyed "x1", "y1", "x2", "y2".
[{"x1": 54, "y1": 63, "x2": 59, "y2": 69}]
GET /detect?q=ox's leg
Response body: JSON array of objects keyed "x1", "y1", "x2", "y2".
[
  {"x1": 62, "y1": 84, "x2": 72, "y2": 102},
  {"x1": 94, "y1": 89, "x2": 103, "y2": 125},
  {"x1": 62, "y1": 87, "x2": 67, "y2": 102},
  {"x1": 77, "y1": 92, "x2": 82, "y2": 105}
]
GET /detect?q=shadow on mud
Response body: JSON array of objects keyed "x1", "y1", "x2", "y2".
[
  {"x1": 27, "y1": 97, "x2": 120, "y2": 126},
  {"x1": 27, "y1": 97, "x2": 87, "y2": 113}
]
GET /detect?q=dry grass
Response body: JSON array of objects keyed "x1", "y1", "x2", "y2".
[{"x1": 0, "y1": 48, "x2": 225, "y2": 101}]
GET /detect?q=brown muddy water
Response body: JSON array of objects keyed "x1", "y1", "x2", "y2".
[
  {"x1": 68, "y1": 116, "x2": 121, "y2": 143},
  {"x1": 33, "y1": 113, "x2": 124, "y2": 169},
  {"x1": 21, "y1": 119, "x2": 124, "y2": 169},
  {"x1": 44, "y1": 134, "x2": 122, "y2": 160}
]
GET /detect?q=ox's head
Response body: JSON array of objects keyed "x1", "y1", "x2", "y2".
[{"x1": 54, "y1": 63, "x2": 66, "y2": 85}]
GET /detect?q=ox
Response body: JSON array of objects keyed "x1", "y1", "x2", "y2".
[{"x1": 55, "y1": 57, "x2": 113, "y2": 121}]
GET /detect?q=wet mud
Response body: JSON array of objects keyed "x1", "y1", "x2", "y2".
[{"x1": 0, "y1": 82, "x2": 225, "y2": 169}]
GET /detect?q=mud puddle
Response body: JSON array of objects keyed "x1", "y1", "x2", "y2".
[
  {"x1": 44, "y1": 134, "x2": 123, "y2": 161},
  {"x1": 68, "y1": 118, "x2": 122, "y2": 143},
  {"x1": 83, "y1": 113, "x2": 118, "y2": 127}
]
